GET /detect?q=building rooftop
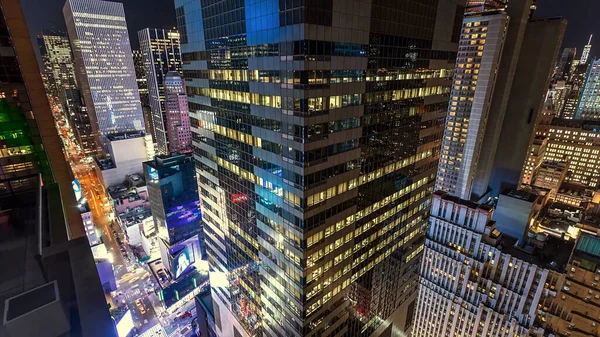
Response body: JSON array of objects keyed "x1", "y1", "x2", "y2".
[
  {"x1": 105, "y1": 130, "x2": 145, "y2": 141},
  {"x1": 118, "y1": 206, "x2": 152, "y2": 228},
  {"x1": 108, "y1": 184, "x2": 144, "y2": 202},
  {"x1": 501, "y1": 188, "x2": 539, "y2": 203},
  {"x1": 144, "y1": 153, "x2": 193, "y2": 170},
  {"x1": 550, "y1": 117, "x2": 600, "y2": 132},
  {"x1": 558, "y1": 181, "x2": 594, "y2": 198},
  {"x1": 434, "y1": 190, "x2": 494, "y2": 212},
  {"x1": 499, "y1": 232, "x2": 574, "y2": 272},
  {"x1": 0, "y1": 185, "x2": 116, "y2": 336}
]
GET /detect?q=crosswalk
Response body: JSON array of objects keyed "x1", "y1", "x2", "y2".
[
  {"x1": 139, "y1": 324, "x2": 167, "y2": 337},
  {"x1": 124, "y1": 288, "x2": 142, "y2": 300}
]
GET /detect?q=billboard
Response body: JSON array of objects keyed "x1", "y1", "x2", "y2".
[
  {"x1": 147, "y1": 166, "x2": 158, "y2": 181},
  {"x1": 115, "y1": 310, "x2": 134, "y2": 337},
  {"x1": 231, "y1": 193, "x2": 248, "y2": 202},
  {"x1": 173, "y1": 245, "x2": 193, "y2": 279},
  {"x1": 72, "y1": 179, "x2": 83, "y2": 202}
]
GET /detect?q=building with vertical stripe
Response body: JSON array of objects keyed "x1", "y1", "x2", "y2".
[{"x1": 63, "y1": 0, "x2": 145, "y2": 148}]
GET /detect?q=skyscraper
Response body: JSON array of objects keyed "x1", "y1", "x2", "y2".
[
  {"x1": 164, "y1": 71, "x2": 191, "y2": 154},
  {"x1": 580, "y1": 34, "x2": 593, "y2": 65},
  {"x1": 555, "y1": 47, "x2": 576, "y2": 81},
  {"x1": 436, "y1": 6, "x2": 509, "y2": 200},
  {"x1": 63, "y1": 0, "x2": 145, "y2": 144},
  {"x1": 138, "y1": 28, "x2": 182, "y2": 155},
  {"x1": 575, "y1": 59, "x2": 600, "y2": 120},
  {"x1": 486, "y1": 17, "x2": 566, "y2": 195},
  {"x1": 175, "y1": 0, "x2": 464, "y2": 336},
  {"x1": 437, "y1": 0, "x2": 565, "y2": 200},
  {"x1": 412, "y1": 191, "x2": 569, "y2": 337},
  {"x1": 37, "y1": 31, "x2": 77, "y2": 106}
]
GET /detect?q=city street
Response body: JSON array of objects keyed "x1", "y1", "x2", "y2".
[{"x1": 50, "y1": 101, "x2": 196, "y2": 336}]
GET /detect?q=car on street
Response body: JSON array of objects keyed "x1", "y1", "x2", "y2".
[{"x1": 135, "y1": 299, "x2": 146, "y2": 315}]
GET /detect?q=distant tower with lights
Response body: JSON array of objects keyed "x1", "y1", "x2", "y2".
[{"x1": 580, "y1": 34, "x2": 593, "y2": 65}]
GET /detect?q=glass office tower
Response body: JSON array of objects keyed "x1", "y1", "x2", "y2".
[
  {"x1": 144, "y1": 153, "x2": 202, "y2": 246},
  {"x1": 138, "y1": 28, "x2": 182, "y2": 155},
  {"x1": 575, "y1": 59, "x2": 600, "y2": 120},
  {"x1": 63, "y1": 0, "x2": 145, "y2": 140},
  {"x1": 175, "y1": 0, "x2": 463, "y2": 336}
]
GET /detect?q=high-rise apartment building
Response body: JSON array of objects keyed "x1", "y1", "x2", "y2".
[
  {"x1": 436, "y1": 8, "x2": 509, "y2": 200},
  {"x1": 133, "y1": 48, "x2": 153, "y2": 137},
  {"x1": 437, "y1": 0, "x2": 565, "y2": 200},
  {"x1": 580, "y1": 34, "x2": 593, "y2": 65},
  {"x1": 575, "y1": 59, "x2": 600, "y2": 120},
  {"x1": 37, "y1": 31, "x2": 77, "y2": 106},
  {"x1": 143, "y1": 154, "x2": 205, "y2": 308},
  {"x1": 175, "y1": 0, "x2": 464, "y2": 336},
  {"x1": 138, "y1": 28, "x2": 182, "y2": 155},
  {"x1": 63, "y1": 0, "x2": 145, "y2": 144},
  {"x1": 164, "y1": 71, "x2": 191, "y2": 154},
  {"x1": 133, "y1": 49, "x2": 149, "y2": 106}
]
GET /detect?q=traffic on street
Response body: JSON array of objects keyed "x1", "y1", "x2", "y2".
[{"x1": 50, "y1": 98, "x2": 196, "y2": 337}]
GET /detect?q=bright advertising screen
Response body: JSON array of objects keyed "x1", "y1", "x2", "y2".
[
  {"x1": 115, "y1": 310, "x2": 134, "y2": 337},
  {"x1": 173, "y1": 246, "x2": 193, "y2": 279},
  {"x1": 72, "y1": 179, "x2": 83, "y2": 202}
]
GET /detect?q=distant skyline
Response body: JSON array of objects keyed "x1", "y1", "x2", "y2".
[
  {"x1": 534, "y1": 0, "x2": 599, "y2": 59},
  {"x1": 21, "y1": 0, "x2": 176, "y2": 63},
  {"x1": 20, "y1": 0, "x2": 600, "y2": 61}
]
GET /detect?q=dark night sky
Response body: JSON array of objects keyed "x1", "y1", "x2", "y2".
[
  {"x1": 21, "y1": 0, "x2": 177, "y2": 53},
  {"x1": 19, "y1": 0, "x2": 600, "y2": 60}
]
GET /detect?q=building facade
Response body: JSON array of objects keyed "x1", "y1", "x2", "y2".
[
  {"x1": 528, "y1": 117, "x2": 600, "y2": 189},
  {"x1": 164, "y1": 71, "x2": 192, "y2": 154},
  {"x1": 436, "y1": 11, "x2": 509, "y2": 200},
  {"x1": 37, "y1": 31, "x2": 77, "y2": 107},
  {"x1": 64, "y1": 87, "x2": 97, "y2": 156},
  {"x1": 530, "y1": 160, "x2": 568, "y2": 200},
  {"x1": 413, "y1": 191, "x2": 552, "y2": 337},
  {"x1": 144, "y1": 154, "x2": 202, "y2": 246},
  {"x1": 138, "y1": 28, "x2": 182, "y2": 155},
  {"x1": 575, "y1": 59, "x2": 600, "y2": 120},
  {"x1": 520, "y1": 136, "x2": 548, "y2": 186},
  {"x1": 63, "y1": 0, "x2": 145, "y2": 142},
  {"x1": 174, "y1": 0, "x2": 464, "y2": 336}
]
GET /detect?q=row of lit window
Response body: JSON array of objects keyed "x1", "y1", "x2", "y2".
[
  {"x1": 305, "y1": 184, "x2": 430, "y2": 293},
  {"x1": 207, "y1": 118, "x2": 435, "y2": 210},
  {"x1": 190, "y1": 86, "x2": 450, "y2": 110},
  {"x1": 307, "y1": 203, "x2": 427, "y2": 318}
]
